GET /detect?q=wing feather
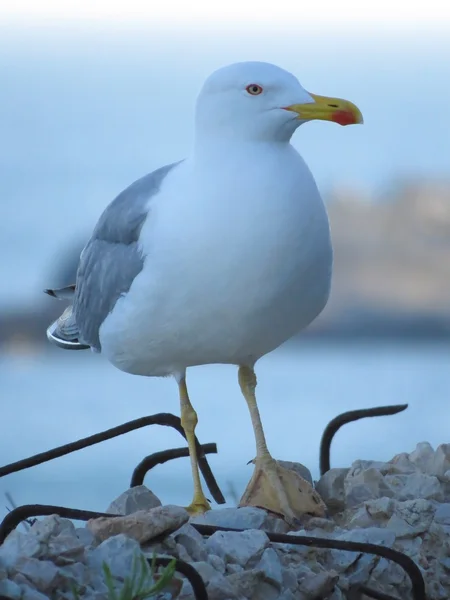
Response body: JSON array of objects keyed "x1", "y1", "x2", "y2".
[{"x1": 45, "y1": 162, "x2": 179, "y2": 350}]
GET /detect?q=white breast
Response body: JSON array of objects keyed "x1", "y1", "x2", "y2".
[{"x1": 100, "y1": 143, "x2": 332, "y2": 376}]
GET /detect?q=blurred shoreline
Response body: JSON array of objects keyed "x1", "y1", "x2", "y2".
[{"x1": 2, "y1": 177, "x2": 450, "y2": 352}]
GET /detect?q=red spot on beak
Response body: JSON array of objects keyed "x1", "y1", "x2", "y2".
[{"x1": 332, "y1": 109, "x2": 357, "y2": 126}]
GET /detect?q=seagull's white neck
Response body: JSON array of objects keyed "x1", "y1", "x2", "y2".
[{"x1": 193, "y1": 132, "x2": 291, "y2": 164}]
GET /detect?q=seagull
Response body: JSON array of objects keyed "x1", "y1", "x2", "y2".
[{"x1": 45, "y1": 61, "x2": 362, "y2": 523}]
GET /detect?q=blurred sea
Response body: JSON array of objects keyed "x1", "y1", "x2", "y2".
[{"x1": 1, "y1": 341, "x2": 450, "y2": 522}]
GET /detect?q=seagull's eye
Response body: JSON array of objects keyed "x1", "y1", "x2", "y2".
[{"x1": 246, "y1": 84, "x2": 263, "y2": 96}]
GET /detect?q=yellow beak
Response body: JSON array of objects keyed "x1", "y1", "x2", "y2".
[{"x1": 284, "y1": 93, "x2": 363, "y2": 126}]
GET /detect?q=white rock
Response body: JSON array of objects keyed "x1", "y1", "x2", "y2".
[
  {"x1": 47, "y1": 533, "x2": 87, "y2": 564},
  {"x1": 20, "y1": 587, "x2": 50, "y2": 600},
  {"x1": 0, "y1": 579, "x2": 22, "y2": 600},
  {"x1": 384, "y1": 453, "x2": 416, "y2": 475},
  {"x1": 190, "y1": 560, "x2": 220, "y2": 584},
  {"x1": 175, "y1": 531, "x2": 208, "y2": 562},
  {"x1": 365, "y1": 496, "x2": 395, "y2": 520},
  {"x1": 226, "y1": 568, "x2": 264, "y2": 597},
  {"x1": 348, "y1": 460, "x2": 387, "y2": 476},
  {"x1": 316, "y1": 468, "x2": 349, "y2": 513},
  {"x1": 345, "y1": 468, "x2": 393, "y2": 507},
  {"x1": 75, "y1": 527, "x2": 95, "y2": 547},
  {"x1": 256, "y1": 547, "x2": 283, "y2": 589},
  {"x1": 106, "y1": 485, "x2": 162, "y2": 515},
  {"x1": 277, "y1": 460, "x2": 313, "y2": 485},
  {"x1": 347, "y1": 506, "x2": 375, "y2": 528},
  {"x1": 278, "y1": 591, "x2": 298, "y2": 600},
  {"x1": 305, "y1": 517, "x2": 336, "y2": 532},
  {"x1": 191, "y1": 506, "x2": 290, "y2": 534},
  {"x1": 387, "y1": 499, "x2": 435, "y2": 538},
  {"x1": 207, "y1": 573, "x2": 239, "y2": 600},
  {"x1": 191, "y1": 507, "x2": 266, "y2": 529},
  {"x1": 433, "y1": 445, "x2": 450, "y2": 477},
  {"x1": 337, "y1": 526, "x2": 396, "y2": 546},
  {"x1": 87, "y1": 505, "x2": 189, "y2": 544},
  {"x1": 13, "y1": 557, "x2": 59, "y2": 592},
  {"x1": 179, "y1": 579, "x2": 194, "y2": 599},
  {"x1": 0, "y1": 531, "x2": 40, "y2": 568},
  {"x1": 252, "y1": 580, "x2": 280, "y2": 600},
  {"x1": 385, "y1": 473, "x2": 443, "y2": 501},
  {"x1": 58, "y1": 562, "x2": 88, "y2": 588},
  {"x1": 226, "y1": 564, "x2": 243, "y2": 575},
  {"x1": 86, "y1": 534, "x2": 142, "y2": 580},
  {"x1": 434, "y1": 503, "x2": 450, "y2": 525},
  {"x1": 409, "y1": 442, "x2": 435, "y2": 473},
  {"x1": 208, "y1": 554, "x2": 226, "y2": 574},
  {"x1": 30, "y1": 515, "x2": 76, "y2": 540},
  {"x1": 174, "y1": 523, "x2": 205, "y2": 543},
  {"x1": 395, "y1": 537, "x2": 423, "y2": 562},
  {"x1": 282, "y1": 567, "x2": 298, "y2": 591},
  {"x1": 206, "y1": 529, "x2": 269, "y2": 566},
  {"x1": 328, "y1": 588, "x2": 345, "y2": 600},
  {"x1": 175, "y1": 542, "x2": 191, "y2": 562},
  {"x1": 331, "y1": 528, "x2": 396, "y2": 576},
  {"x1": 298, "y1": 571, "x2": 339, "y2": 597}
]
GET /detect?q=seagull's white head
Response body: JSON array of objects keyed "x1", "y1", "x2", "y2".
[{"x1": 195, "y1": 61, "x2": 363, "y2": 143}]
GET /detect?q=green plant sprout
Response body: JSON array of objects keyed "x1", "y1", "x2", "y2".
[{"x1": 71, "y1": 552, "x2": 176, "y2": 600}]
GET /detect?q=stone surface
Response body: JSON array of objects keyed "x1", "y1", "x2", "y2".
[
  {"x1": 435, "y1": 503, "x2": 450, "y2": 525},
  {"x1": 298, "y1": 570, "x2": 339, "y2": 597},
  {"x1": 206, "y1": 529, "x2": 269, "y2": 566},
  {"x1": 14, "y1": 557, "x2": 60, "y2": 592},
  {"x1": 20, "y1": 586, "x2": 50, "y2": 600},
  {"x1": 191, "y1": 506, "x2": 290, "y2": 533},
  {"x1": 277, "y1": 460, "x2": 313, "y2": 485},
  {"x1": 385, "y1": 473, "x2": 443, "y2": 501},
  {"x1": 434, "y1": 444, "x2": 450, "y2": 477},
  {"x1": 0, "y1": 579, "x2": 22, "y2": 599},
  {"x1": 2, "y1": 443, "x2": 450, "y2": 600},
  {"x1": 256, "y1": 547, "x2": 283, "y2": 589},
  {"x1": 316, "y1": 468, "x2": 349, "y2": 513},
  {"x1": 409, "y1": 442, "x2": 436, "y2": 473},
  {"x1": 365, "y1": 496, "x2": 395, "y2": 520},
  {"x1": 87, "y1": 504, "x2": 189, "y2": 543},
  {"x1": 207, "y1": 573, "x2": 238, "y2": 599},
  {"x1": 87, "y1": 534, "x2": 141, "y2": 580},
  {"x1": 226, "y1": 568, "x2": 264, "y2": 597},
  {"x1": 175, "y1": 530, "x2": 208, "y2": 562},
  {"x1": 0, "y1": 530, "x2": 41, "y2": 568},
  {"x1": 106, "y1": 485, "x2": 162, "y2": 515},
  {"x1": 345, "y1": 467, "x2": 393, "y2": 507}
]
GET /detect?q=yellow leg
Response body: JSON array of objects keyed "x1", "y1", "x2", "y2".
[
  {"x1": 238, "y1": 365, "x2": 327, "y2": 524},
  {"x1": 238, "y1": 365, "x2": 271, "y2": 459},
  {"x1": 178, "y1": 376, "x2": 211, "y2": 515}
]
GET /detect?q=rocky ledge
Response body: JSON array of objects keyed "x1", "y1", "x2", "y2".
[{"x1": 1, "y1": 441, "x2": 450, "y2": 600}]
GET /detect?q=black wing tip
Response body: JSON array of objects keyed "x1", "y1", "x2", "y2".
[{"x1": 44, "y1": 288, "x2": 56, "y2": 297}]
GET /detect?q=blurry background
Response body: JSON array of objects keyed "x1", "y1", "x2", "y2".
[{"x1": 1, "y1": 1, "x2": 450, "y2": 520}]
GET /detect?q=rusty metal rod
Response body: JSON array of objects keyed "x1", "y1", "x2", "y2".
[
  {"x1": 130, "y1": 443, "x2": 217, "y2": 488},
  {"x1": 0, "y1": 413, "x2": 225, "y2": 505},
  {"x1": 319, "y1": 404, "x2": 408, "y2": 475}
]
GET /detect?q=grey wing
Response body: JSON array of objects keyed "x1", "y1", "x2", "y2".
[{"x1": 45, "y1": 162, "x2": 179, "y2": 351}]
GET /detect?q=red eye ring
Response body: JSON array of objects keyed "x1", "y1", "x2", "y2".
[{"x1": 246, "y1": 84, "x2": 263, "y2": 95}]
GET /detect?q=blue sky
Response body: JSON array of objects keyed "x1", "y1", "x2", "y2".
[{"x1": 1, "y1": 19, "x2": 449, "y2": 196}]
